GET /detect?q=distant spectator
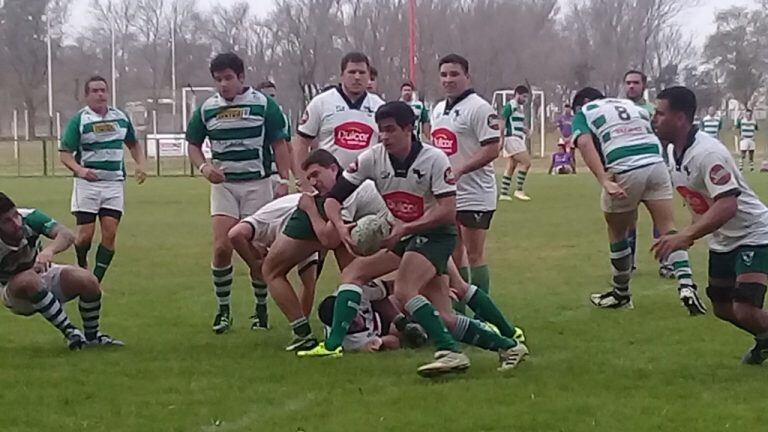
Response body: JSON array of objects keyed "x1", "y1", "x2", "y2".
[{"x1": 548, "y1": 142, "x2": 575, "y2": 175}]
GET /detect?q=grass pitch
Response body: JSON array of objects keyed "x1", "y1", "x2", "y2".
[{"x1": 1, "y1": 172, "x2": 768, "y2": 431}]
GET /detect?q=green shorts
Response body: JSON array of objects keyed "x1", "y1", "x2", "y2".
[
  {"x1": 709, "y1": 244, "x2": 768, "y2": 279},
  {"x1": 282, "y1": 196, "x2": 326, "y2": 241},
  {"x1": 393, "y1": 226, "x2": 457, "y2": 275}
]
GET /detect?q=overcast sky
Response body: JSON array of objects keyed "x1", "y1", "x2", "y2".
[{"x1": 69, "y1": 0, "x2": 756, "y2": 46}]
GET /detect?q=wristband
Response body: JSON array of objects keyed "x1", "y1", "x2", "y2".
[{"x1": 198, "y1": 163, "x2": 208, "y2": 174}]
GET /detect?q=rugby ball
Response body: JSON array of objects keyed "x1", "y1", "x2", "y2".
[{"x1": 351, "y1": 214, "x2": 391, "y2": 256}]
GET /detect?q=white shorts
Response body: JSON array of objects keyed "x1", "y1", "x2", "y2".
[
  {"x1": 503, "y1": 136, "x2": 527, "y2": 157},
  {"x1": 242, "y1": 216, "x2": 320, "y2": 271},
  {"x1": 740, "y1": 139, "x2": 756, "y2": 151},
  {"x1": 1, "y1": 265, "x2": 68, "y2": 316},
  {"x1": 211, "y1": 178, "x2": 274, "y2": 219},
  {"x1": 71, "y1": 178, "x2": 124, "y2": 215},
  {"x1": 601, "y1": 163, "x2": 673, "y2": 213}
]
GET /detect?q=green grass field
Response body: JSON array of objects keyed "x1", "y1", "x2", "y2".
[{"x1": 2, "y1": 173, "x2": 768, "y2": 431}]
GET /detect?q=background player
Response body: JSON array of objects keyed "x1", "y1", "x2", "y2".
[
  {"x1": 736, "y1": 109, "x2": 759, "y2": 172},
  {"x1": 59, "y1": 76, "x2": 147, "y2": 284},
  {"x1": 700, "y1": 106, "x2": 723, "y2": 138},
  {"x1": 499, "y1": 85, "x2": 533, "y2": 201},
  {"x1": 400, "y1": 81, "x2": 431, "y2": 142}
]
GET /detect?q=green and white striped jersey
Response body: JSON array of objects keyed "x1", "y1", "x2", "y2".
[
  {"x1": 405, "y1": 100, "x2": 430, "y2": 138},
  {"x1": 737, "y1": 118, "x2": 758, "y2": 139},
  {"x1": 700, "y1": 115, "x2": 722, "y2": 137},
  {"x1": 0, "y1": 209, "x2": 58, "y2": 285},
  {"x1": 572, "y1": 98, "x2": 663, "y2": 173},
  {"x1": 186, "y1": 87, "x2": 288, "y2": 182},
  {"x1": 60, "y1": 107, "x2": 136, "y2": 181},
  {"x1": 502, "y1": 100, "x2": 526, "y2": 139}
]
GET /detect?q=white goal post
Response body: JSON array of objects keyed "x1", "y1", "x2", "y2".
[{"x1": 492, "y1": 89, "x2": 546, "y2": 157}]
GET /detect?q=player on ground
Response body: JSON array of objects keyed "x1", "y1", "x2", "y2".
[
  {"x1": 556, "y1": 103, "x2": 577, "y2": 169},
  {"x1": 570, "y1": 87, "x2": 706, "y2": 314},
  {"x1": 652, "y1": 86, "x2": 768, "y2": 364},
  {"x1": 261, "y1": 149, "x2": 391, "y2": 351},
  {"x1": 736, "y1": 109, "x2": 759, "y2": 172},
  {"x1": 431, "y1": 54, "x2": 500, "y2": 300},
  {"x1": 499, "y1": 85, "x2": 533, "y2": 201},
  {"x1": 294, "y1": 52, "x2": 385, "y2": 184},
  {"x1": 548, "y1": 143, "x2": 575, "y2": 175},
  {"x1": 700, "y1": 106, "x2": 723, "y2": 138},
  {"x1": 400, "y1": 81, "x2": 431, "y2": 142},
  {"x1": 186, "y1": 52, "x2": 291, "y2": 334},
  {"x1": 622, "y1": 69, "x2": 672, "y2": 279},
  {"x1": 300, "y1": 102, "x2": 528, "y2": 376},
  {"x1": 59, "y1": 76, "x2": 147, "y2": 284},
  {"x1": 0, "y1": 193, "x2": 122, "y2": 349},
  {"x1": 227, "y1": 193, "x2": 320, "y2": 330}
]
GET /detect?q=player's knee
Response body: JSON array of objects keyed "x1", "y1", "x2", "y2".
[
  {"x1": 340, "y1": 264, "x2": 368, "y2": 286},
  {"x1": 733, "y1": 282, "x2": 767, "y2": 310},
  {"x1": 8, "y1": 271, "x2": 43, "y2": 298},
  {"x1": 227, "y1": 224, "x2": 250, "y2": 248},
  {"x1": 212, "y1": 241, "x2": 232, "y2": 264}
]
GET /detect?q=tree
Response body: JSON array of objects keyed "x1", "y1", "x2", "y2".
[{"x1": 704, "y1": 6, "x2": 768, "y2": 106}]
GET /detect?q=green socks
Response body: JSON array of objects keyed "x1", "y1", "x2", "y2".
[
  {"x1": 500, "y1": 175, "x2": 513, "y2": 196},
  {"x1": 470, "y1": 265, "x2": 490, "y2": 295},
  {"x1": 453, "y1": 266, "x2": 472, "y2": 314},
  {"x1": 75, "y1": 244, "x2": 90, "y2": 269},
  {"x1": 405, "y1": 295, "x2": 459, "y2": 353},
  {"x1": 465, "y1": 284, "x2": 516, "y2": 338},
  {"x1": 325, "y1": 284, "x2": 363, "y2": 350},
  {"x1": 93, "y1": 245, "x2": 114, "y2": 283},
  {"x1": 452, "y1": 315, "x2": 516, "y2": 351},
  {"x1": 251, "y1": 279, "x2": 269, "y2": 320},
  {"x1": 290, "y1": 317, "x2": 312, "y2": 338}
]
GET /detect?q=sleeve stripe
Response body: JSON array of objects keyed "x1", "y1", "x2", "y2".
[{"x1": 296, "y1": 130, "x2": 316, "y2": 140}]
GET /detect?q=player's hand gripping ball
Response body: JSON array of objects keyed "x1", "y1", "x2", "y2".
[{"x1": 350, "y1": 214, "x2": 391, "y2": 256}]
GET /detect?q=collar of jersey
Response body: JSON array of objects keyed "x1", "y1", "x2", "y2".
[
  {"x1": 444, "y1": 88, "x2": 476, "y2": 114},
  {"x1": 335, "y1": 85, "x2": 367, "y2": 110},
  {"x1": 85, "y1": 106, "x2": 113, "y2": 118},
  {"x1": 222, "y1": 87, "x2": 252, "y2": 104},
  {"x1": 673, "y1": 126, "x2": 699, "y2": 169},
  {"x1": 388, "y1": 137, "x2": 423, "y2": 177}
]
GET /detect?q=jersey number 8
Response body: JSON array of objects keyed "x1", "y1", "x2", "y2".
[{"x1": 614, "y1": 106, "x2": 631, "y2": 121}]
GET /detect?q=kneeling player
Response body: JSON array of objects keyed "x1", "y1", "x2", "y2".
[
  {"x1": 0, "y1": 193, "x2": 122, "y2": 349},
  {"x1": 571, "y1": 87, "x2": 706, "y2": 315},
  {"x1": 653, "y1": 87, "x2": 768, "y2": 364},
  {"x1": 260, "y1": 149, "x2": 390, "y2": 351},
  {"x1": 228, "y1": 193, "x2": 322, "y2": 330},
  {"x1": 299, "y1": 102, "x2": 528, "y2": 377}
]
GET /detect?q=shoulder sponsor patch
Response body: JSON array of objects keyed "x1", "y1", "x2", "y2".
[
  {"x1": 708, "y1": 164, "x2": 731, "y2": 186},
  {"x1": 487, "y1": 113, "x2": 500, "y2": 130},
  {"x1": 347, "y1": 158, "x2": 359, "y2": 173},
  {"x1": 299, "y1": 110, "x2": 309, "y2": 125},
  {"x1": 444, "y1": 167, "x2": 456, "y2": 185}
]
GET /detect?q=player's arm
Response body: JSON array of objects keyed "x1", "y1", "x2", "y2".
[
  {"x1": 299, "y1": 193, "x2": 340, "y2": 249},
  {"x1": 186, "y1": 107, "x2": 225, "y2": 184},
  {"x1": 124, "y1": 119, "x2": 147, "y2": 184},
  {"x1": 264, "y1": 97, "x2": 291, "y2": 197},
  {"x1": 294, "y1": 101, "x2": 322, "y2": 188},
  {"x1": 25, "y1": 210, "x2": 75, "y2": 271},
  {"x1": 456, "y1": 105, "x2": 502, "y2": 179},
  {"x1": 498, "y1": 103, "x2": 510, "y2": 149},
  {"x1": 572, "y1": 112, "x2": 626, "y2": 198},
  {"x1": 325, "y1": 155, "x2": 372, "y2": 247},
  {"x1": 59, "y1": 114, "x2": 98, "y2": 182}
]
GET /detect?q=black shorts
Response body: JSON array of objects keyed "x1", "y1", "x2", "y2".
[
  {"x1": 456, "y1": 210, "x2": 495, "y2": 230},
  {"x1": 73, "y1": 209, "x2": 123, "y2": 225}
]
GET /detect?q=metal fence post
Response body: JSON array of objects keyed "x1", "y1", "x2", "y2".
[{"x1": 42, "y1": 139, "x2": 48, "y2": 176}]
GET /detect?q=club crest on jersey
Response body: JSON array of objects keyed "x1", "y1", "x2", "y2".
[
  {"x1": 709, "y1": 164, "x2": 731, "y2": 186},
  {"x1": 334, "y1": 121, "x2": 374, "y2": 150},
  {"x1": 379, "y1": 169, "x2": 391, "y2": 179},
  {"x1": 676, "y1": 186, "x2": 710, "y2": 215},
  {"x1": 431, "y1": 128, "x2": 458, "y2": 156},
  {"x1": 742, "y1": 251, "x2": 755, "y2": 267},
  {"x1": 444, "y1": 167, "x2": 456, "y2": 185},
  {"x1": 216, "y1": 107, "x2": 249, "y2": 120},
  {"x1": 383, "y1": 191, "x2": 424, "y2": 222},
  {"x1": 487, "y1": 113, "x2": 500, "y2": 131},
  {"x1": 92, "y1": 122, "x2": 117, "y2": 133}
]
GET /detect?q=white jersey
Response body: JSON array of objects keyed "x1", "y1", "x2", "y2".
[
  {"x1": 324, "y1": 280, "x2": 388, "y2": 351},
  {"x1": 344, "y1": 141, "x2": 456, "y2": 223},
  {"x1": 667, "y1": 130, "x2": 768, "y2": 252},
  {"x1": 298, "y1": 86, "x2": 385, "y2": 168},
  {"x1": 430, "y1": 90, "x2": 499, "y2": 212},
  {"x1": 571, "y1": 98, "x2": 663, "y2": 174},
  {"x1": 244, "y1": 181, "x2": 387, "y2": 246}
]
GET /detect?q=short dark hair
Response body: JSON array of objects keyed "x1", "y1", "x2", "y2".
[
  {"x1": 210, "y1": 52, "x2": 245, "y2": 77},
  {"x1": 256, "y1": 81, "x2": 276, "y2": 90},
  {"x1": 301, "y1": 148, "x2": 342, "y2": 172},
  {"x1": 564, "y1": 103, "x2": 571, "y2": 108},
  {"x1": 746, "y1": 108, "x2": 753, "y2": 114},
  {"x1": 0, "y1": 192, "x2": 16, "y2": 215},
  {"x1": 624, "y1": 69, "x2": 648, "y2": 85},
  {"x1": 438, "y1": 53, "x2": 469, "y2": 74},
  {"x1": 84, "y1": 75, "x2": 108, "y2": 95},
  {"x1": 515, "y1": 85, "x2": 530, "y2": 95},
  {"x1": 369, "y1": 66, "x2": 378, "y2": 80},
  {"x1": 657, "y1": 86, "x2": 697, "y2": 123},
  {"x1": 401, "y1": 81, "x2": 415, "y2": 90},
  {"x1": 375, "y1": 101, "x2": 417, "y2": 129},
  {"x1": 571, "y1": 87, "x2": 605, "y2": 110},
  {"x1": 340, "y1": 52, "x2": 370, "y2": 73}
]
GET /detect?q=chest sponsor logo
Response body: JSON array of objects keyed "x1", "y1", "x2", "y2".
[
  {"x1": 216, "y1": 107, "x2": 249, "y2": 120},
  {"x1": 92, "y1": 122, "x2": 117, "y2": 133},
  {"x1": 431, "y1": 127, "x2": 458, "y2": 156},
  {"x1": 334, "y1": 121, "x2": 374, "y2": 150},
  {"x1": 709, "y1": 164, "x2": 732, "y2": 186},
  {"x1": 383, "y1": 191, "x2": 424, "y2": 222},
  {"x1": 676, "y1": 186, "x2": 710, "y2": 215}
]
